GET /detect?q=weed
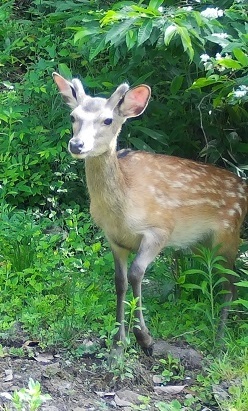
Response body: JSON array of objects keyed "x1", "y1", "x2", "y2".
[
  {"x1": 98, "y1": 297, "x2": 142, "y2": 381},
  {"x1": 154, "y1": 399, "x2": 182, "y2": 411},
  {"x1": 1, "y1": 378, "x2": 51, "y2": 411},
  {"x1": 153, "y1": 354, "x2": 184, "y2": 384},
  {"x1": 180, "y1": 245, "x2": 239, "y2": 347}
]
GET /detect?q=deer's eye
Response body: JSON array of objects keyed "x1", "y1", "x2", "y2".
[
  {"x1": 70, "y1": 115, "x2": 76, "y2": 123},
  {"x1": 104, "y1": 118, "x2": 113, "y2": 125}
]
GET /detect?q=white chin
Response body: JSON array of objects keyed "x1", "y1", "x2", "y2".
[{"x1": 70, "y1": 152, "x2": 89, "y2": 160}]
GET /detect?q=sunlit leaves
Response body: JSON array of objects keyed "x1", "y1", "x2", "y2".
[
  {"x1": 164, "y1": 24, "x2": 194, "y2": 60},
  {"x1": 177, "y1": 26, "x2": 194, "y2": 61},
  {"x1": 137, "y1": 19, "x2": 153, "y2": 46},
  {"x1": 190, "y1": 75, "x2": 222, "y2": 89},
  {"x1": 164, "y1": 24, "x2": 177, "y2": 46},
  {"x1": 148, "y1": 0, "x2": 164, "y2": 10},
  {"x1": 126, "y1": 30, "x2": 137, "y2": 50},
  {"x1": 233, "y1": 48, "x2": 248, "y2": 67}
]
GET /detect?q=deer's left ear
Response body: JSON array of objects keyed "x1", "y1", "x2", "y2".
[
  {"x1": 118, "y1": 85, "x2": 151, "y2": 118},
  {"x1": 53, "y1": 72, "x2": 85, "y2": 109}
]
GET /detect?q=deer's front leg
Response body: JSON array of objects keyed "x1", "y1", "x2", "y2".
[
  {"x1": 111, "y1": 244, "x2": 130, "y2": 345},
  {"x1": 128, "y1": 230, "x2": 167, "y2": 353}
]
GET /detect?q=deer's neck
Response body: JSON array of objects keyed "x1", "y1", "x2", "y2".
[{"x1": 85, "y1": 150, "x2": 127, "y2": 210}]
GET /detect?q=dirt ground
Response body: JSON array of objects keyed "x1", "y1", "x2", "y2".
[{"x1": 0, "y1": 336, "x2": 211, "y2": 411}]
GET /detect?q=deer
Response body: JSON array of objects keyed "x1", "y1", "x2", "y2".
[{"x1": 53, "y1": 72, "x2": 247, "y2": 353}]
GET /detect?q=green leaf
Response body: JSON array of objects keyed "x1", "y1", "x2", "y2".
[
  {"x1": 214, "y1": 264, "x2": 239, "y2": 276},
  {"x1": 126, "y1": 29, "x2": 137, "y2": 50},
  {"x1": 74, "y1": 27, "x2": 99, "y2": 44},
  {"x1": 218, "y1": 58, "x2": 242, "y2": 70},
  {"x1": 206, "y1": 34, "x2": 229, "y2": 48},
  {"x1": 135, "y1": 126, "x2": 168, "y2": 145},
  {"x1": 232, "y1": 299, "x2": 248, "y2": 309},
  {"x1": 149, "y1": 0, "x2": 164, "y2": 9},
  {"x1": 137, "y1": 19, "x2": 153, "y2": 46},
  {"x1": 190, "y1": 75, "x2": 221, "y2": 89},
  {"x1": 164, "y1": 24, "x2": 177, "y2": 46},
  {"x1": 235, "y1": 281, "x2": 248, "y2": 287},
  {"x1": 105, "y1": 19, "x2": 134, "y2": 45},
  {"x1": 89, "y1": 37, "x2": 106, "y2": 61},
  {"x1": 170, "y1": 75, "x2": 184, "y2": 94},
  {"x1": 132, "y1": 71, "x2": 154, "y2": 85},
  {"x1": 232, "y1": 48, "x2": 248, "y2": 67},
  {"x1": 129, "y1": 137, "x2": 154, "y2": 152},
  {"x1": 236, "y1": 143, "x2": 248, "y2": 153},
  {"x1": 58, "y1": 63, "x2": 72, "y2": 79},
  {"x1": 177, "y1": 26, "x2": 194, "y2": 61},
  {"x1": 182, "y1": 284, "x2": 203, "y2": 290},
  {"x1": 223, "y1": 42, "x2": 243, "y2": 53}
]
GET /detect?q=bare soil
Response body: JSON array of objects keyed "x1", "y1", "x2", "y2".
[{"x1": 0, "y1": 336, "x2": 208, "y2": 411}]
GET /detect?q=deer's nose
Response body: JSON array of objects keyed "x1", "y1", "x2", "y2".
[{"x1": 69, "y1": 140, "x2": 84, "y2": 154}]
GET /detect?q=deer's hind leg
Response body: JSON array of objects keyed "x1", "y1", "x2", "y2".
[{"x1": 211, "y1": 228, "x2": 241, "y2": 338}]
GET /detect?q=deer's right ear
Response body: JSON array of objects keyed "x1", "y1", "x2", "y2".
[
  {"x1": 53, "y1": 72, "x2": 85, "y2": 109},
  {"x1": 118, "y1": 85, "x2": 151, "y2": 118}
]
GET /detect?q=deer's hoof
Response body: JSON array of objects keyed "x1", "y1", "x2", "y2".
[{"x1": 141, "y1": 343, "x2": 154, "y2": 356}]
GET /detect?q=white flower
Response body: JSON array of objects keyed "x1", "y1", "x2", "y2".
[
  {"x1": 201, "y1": 8, "x2": 224, "y2": 19},
  {"x1": 217, "y1": 65, "x2": 225, "y2": 72},
  {"x1": 233, "y1": 86, "x2": 248, "y2": 98},
  {"x1": 215, "y1": 53, "x2": 222, "y2": 60},
  {"x1": 200, "y1": 53, "x2": 210, "y2": 62},
  {"x1": 234, "y1": 90, "x2": 247, "y2": 98},
  {"x1": 212, "y1": 32, "x2": 228, "y2": 39},
  {"x1": 204, "y1": 61, "x2": 214, "y2": 70},
  {"x1": 182, "y1": 6, "x2": 193, "y2": 11}
]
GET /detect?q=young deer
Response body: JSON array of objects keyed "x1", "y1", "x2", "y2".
[{"x1": 53, "y1": 73, "x2": 247, "y2": 352}]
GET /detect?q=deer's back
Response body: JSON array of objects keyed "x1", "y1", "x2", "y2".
[{"x1": 119, "y1": 151, "x2": 246, "y2": 244}]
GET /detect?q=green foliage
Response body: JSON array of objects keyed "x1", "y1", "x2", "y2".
[
  {"x1": 3, "y1": 378, "x2": 51, "y2": 411},
  {"x1": 180, "y1": 246, "x2": 239, "y2": 345},
  {"x1": 146, "y1": 245, "x2": 248, "y2": 349},
  {"x1": 153, "y1": 354, "x2": 184, "y2": 384},
  {"x1": 72, "y1": 0, "x2": 248, "y2": 167},
  {"x1": 154, "y1": 400, "x2": 183, "y2": 411},
  {"x1": 197, "y1": 349, "x2": 248, "y2": 411},
  {"x1": 0, "y1": 207, "x2": 116, "y2": 345}
]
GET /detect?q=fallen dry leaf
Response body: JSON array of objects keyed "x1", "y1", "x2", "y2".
[
  {"x1": 4, "y1": 369, "x2": 13, "y2": 382},
  {"x1": 114, "y1": 394, "x2": 133, "y2": 407},
  {"x1": 22, "y1": 340, "x2": 39, "y2": 348},
  {"x1": 153, "y1": 375, "x2": 163, "y2": 384},
  {"x1": 116, "y1": 390, "x2": 143, "y2": 406},
  {"x1": 42, "y1": 362, "x2": 61, "y2": 378},
  {"x1": 95, "y1": 391, "x2": 115, "y2": 398},
  {"x1": 154, "y1": 385, "x2": 186, "y2": 395},
  {"x1": 34, "y1": 353, "x2": 54, "y2": 363},
  {"x1": 0, "y1": 392, "x2": 12, "y2": 400}
]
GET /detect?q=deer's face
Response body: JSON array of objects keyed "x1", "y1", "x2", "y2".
[{"x1": 69, "y1": 97, "x2": 122, "y2": 159}]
